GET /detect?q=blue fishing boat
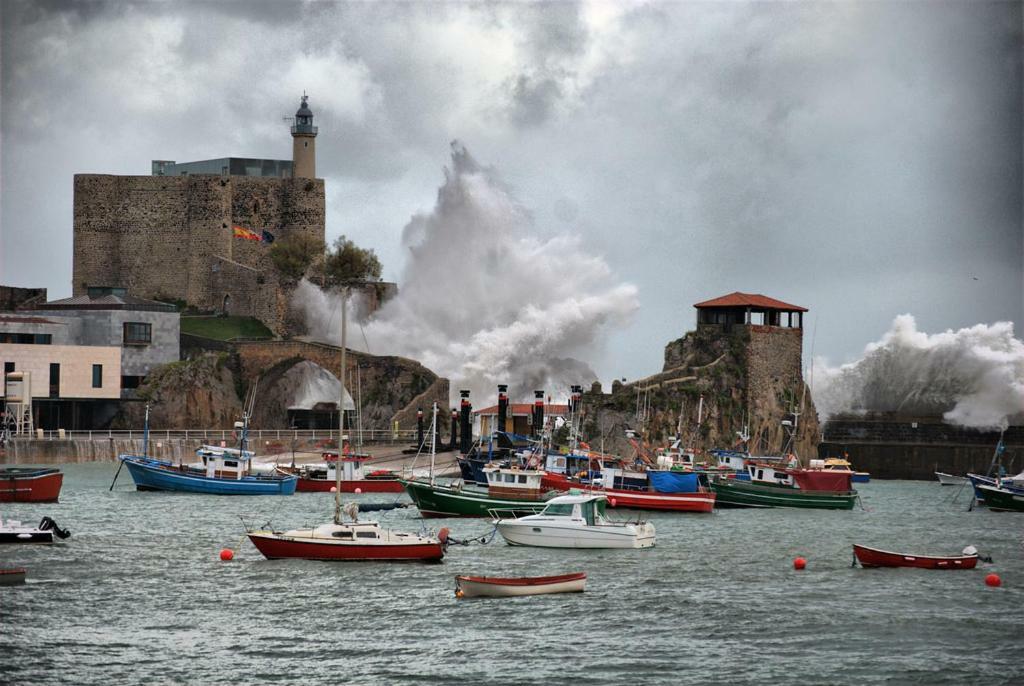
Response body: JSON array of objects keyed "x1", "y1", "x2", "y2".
[{"x1": 114, "y1": 403, "x2": 296, "y2": 496}]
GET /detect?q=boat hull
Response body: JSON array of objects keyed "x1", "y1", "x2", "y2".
[
  {"x1": 247, "y1": 532, "x2": 444, "y2": 561},
  {"x1": 710, "y1": 479, "x2": 857, "y2": 510},
  {"x1": 123, "y1": 458, "x2": 297, "y2": 495},
  {"x1": 935, "y1": 472, "x2": 968, "y2": 487},
  {"x1": 456, "y1": 573, "x2": 586, "y2": 598},
  {"x1": 0, "y1": 469, "x2": 63, "y2": 503},
  {"x1": 540, "y1": 473, "x2": 714, "y2": 512},
  {"x1": 0, "y1": 530, "x2": 54, "y2": 544},
  {"x1": 402, "y1": 479, "x2": 548, "y2": 518},
  {"x1": 976, "y1": 485, "x2": 1024, "y2": 512},
  {"x1": 0, "y1": 567, "x2": 27, "y2": 585},
  {"x1": 853, "y1": 544, "x2": 979, "y2": 569},
  {"x1": 851, "y1": 472, "x2": 871, "y2": 483},
  {"x1": 495, "y1": 521, "x2": 656, "y2": 549}
]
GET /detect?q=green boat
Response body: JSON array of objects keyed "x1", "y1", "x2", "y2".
[
  {"x1": 401, "y1": 478, "x2": 554, "y2": 518},
  {"x1": 710, "y1": 478, "x2": 858, "y2": 510},
  {"x1": 976, "y1": 484, "x2": 1024, "y2": 512}
]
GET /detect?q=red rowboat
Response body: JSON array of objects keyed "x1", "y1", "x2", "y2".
[
  {"x1": 540, "y1": 472, "x2": 714, "y2": 512},
  {"x1": 455, "y1": 572, "x2": 586, "y2": 598},
  {"x1": 853, "y1": 544, "x2": 979, "y2": 570},
  {"x1": 0, "y1": 468, "x2": 63, "y2": 503}
]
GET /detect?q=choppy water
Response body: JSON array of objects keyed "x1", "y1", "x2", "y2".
[{"x1": 1, "y1": 464, "x2": 1022, "y2": 685}]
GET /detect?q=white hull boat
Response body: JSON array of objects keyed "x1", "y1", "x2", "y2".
[
  {"x1": 455, "y1": 572, "x2": 586, "y2": 598},
  {"x1": 935, "y1": 472, "x2": 968, "y2": 486},
  {"x1": 494, "y1": 494, "x2": 655, "y2": 549}
]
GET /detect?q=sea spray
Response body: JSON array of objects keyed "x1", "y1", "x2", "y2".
[
  {"x1": 812, "y1": 314, "x2": 1024, "y2": 429},
  {"x1": 293, "y1": 142, "x2": 639, "y2": 402}
]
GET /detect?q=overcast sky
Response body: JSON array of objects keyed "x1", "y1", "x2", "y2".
[{"x1": 1, "y1": 0, "x2": 1021, "y2": 385}]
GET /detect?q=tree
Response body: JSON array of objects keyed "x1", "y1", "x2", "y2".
[
  {"x1": 323, "y1": 235, "x2": 382, "y2": 284},
  {"x1": 269, "y1": 233, "x2": 324, "y2": 281}
]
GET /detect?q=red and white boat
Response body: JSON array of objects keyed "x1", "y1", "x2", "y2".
[
  {"x1": 455, "y1": 572, "x2": 586, "y2": 598},
  {"x1": 0, "y1": 467, "x2": 64, "y2": 503},
  {"x1": 0, "y1": 567, "x2": 27, "y2": 586},
  {"x1": 277, "y1": 451, "x2": 404, "y2": 493},
  {"x1": 540, "y1": 471, "x2": 715, "y2": 513},
  {"x1": 853, "y1": 543, "x2": 980, "y2": 570},
  {"x1": 248, "y1": 518, "x2": 448, "y2": 562}
]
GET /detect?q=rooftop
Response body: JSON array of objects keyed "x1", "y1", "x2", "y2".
[
  {"x1": 0, "y1": 315, "x2": 62, "y2": 325},
  {"x1": 474, "y1": 403, "x2": 570, "y2": 416},
  {"x1": 693, "y1": 292, "x2": 807, "y2": 312},
  {"x1": 40, "y1": 289, "x2": 176, "y2": 313}
]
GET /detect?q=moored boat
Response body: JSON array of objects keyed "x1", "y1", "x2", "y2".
[
  {"x1": 455, "y1": 572, "x2": 586, "y2": 598},
  {"x1": 975, "y1": 484, "x2": 1024, "y2": 512},
  {"x1": 935, "y1": 472, "x2": 968, "y2": 487},
  {"x1": 121, "y1": 454, "x2": 298, "y2": 495},
  {"x1": 710, "y1": 469, "x2": 858, "y2": 510},
  {"x1": 0, "y1": 567, "x2": 27, "y2": 585},
  {"x1": 248, "y1": 518, "x2": 448, "y2": 562},
  {"x1": 540, "y1": 470, "x2": 715, "y2": 513},
  {"x1": 853, "y1": 544, "x2": 980, "y2": 569},
  {"x1": 0, "y1": 467, "x2": 64, "y2": 503},
  {"x1": 822, "y1": 457, "x2": 870, "y2": 483},
  {"x1": 494, "y1": 494, "x2": 656, "y2": 549},
  {"x1": 0, "y1": 516, "x2": 71, "y2": 544},
  {"x1": 277, "y1": 452, "x2": 404, "y2": 493},
  {"x1": 402, "y1": 477, "x2": 553, "y2": 518}
]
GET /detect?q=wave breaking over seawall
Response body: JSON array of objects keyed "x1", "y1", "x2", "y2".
[
  {"x1": 294, "y1": 142, "x2": 639, "y2": 402},
  {"x1": 812, "y1": 314, "x2": 1024, "y2": 429}
]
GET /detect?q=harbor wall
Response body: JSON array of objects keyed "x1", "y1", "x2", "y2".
[{"x1": 819, "y1": 414, "x2": 1024, "y2": 480}]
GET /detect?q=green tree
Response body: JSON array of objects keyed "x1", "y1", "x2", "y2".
[
  {"x1": 324, "y1": 235, "x2": 382, "y2": 284},
  {"x1": 269, "y1": 233, "x2": 324, "y2": 280}
]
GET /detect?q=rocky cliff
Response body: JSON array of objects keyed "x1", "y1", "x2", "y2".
[{"x1": 581, "y1": 324, "x2": 819, "y2": 460}]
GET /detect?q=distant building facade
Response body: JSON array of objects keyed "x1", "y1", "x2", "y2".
[{"x1": 73, "y1": 95, "x2": 324, "y2": 334}]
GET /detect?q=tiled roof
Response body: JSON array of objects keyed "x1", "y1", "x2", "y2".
[
  {"x1": 693, "y1": 292, "x2": 807, "y2": 312},
  {"x1": 473, "y1": 403, "x2": 570, "y2": 416},
  {"x1": 40, "y1": 294, "x2": 176, "y2": 312}
]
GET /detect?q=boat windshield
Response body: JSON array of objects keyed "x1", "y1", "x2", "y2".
[{"x1": 542, "y1": 503, "x2": 574, "y2": 516}]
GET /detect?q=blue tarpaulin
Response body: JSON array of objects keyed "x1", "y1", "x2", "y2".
[{"x1": 648, "y1": 470, "x2": 699, "y2": 493}]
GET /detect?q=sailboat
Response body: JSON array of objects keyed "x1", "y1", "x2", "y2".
[{"x1": 246, "y1": 288, "x2": 448, "y2": 562}]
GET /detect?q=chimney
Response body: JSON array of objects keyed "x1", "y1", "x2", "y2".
[
  {"x1": 416, "y1": 408, "x2": 424, "y2": 448},
  {"x1": 459, "y1": 390, "x2": 472, "y2": 454},
  {"x1": 450, "y1": 409, "x2": 459, "y2": 451},
  {"x1": 496, "y1": 384, "x2": 508, "y2": 436},
  {"x1": 533, "y1": 390, "x2": 545, "y2": 437}
]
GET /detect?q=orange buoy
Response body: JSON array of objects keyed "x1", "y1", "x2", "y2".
[
  {"x1": 609, "y1": 497, "x2": 617, "y2": 507},
  {"x1": 438, "y1": 527, "x2": 450, "y2": 546},
  {"x1": 354, "y1": 487, "x2": 362, "y2": 494},
  {"x1": 330, "y1": 486, "x2": 337, "y2": 493},
  {"x1": 793, "y1": 556, "x2": 807, "y2": 570},
  {"x1": 219, "y1": 548, "x2": 234, "y2": 562},
  {"x1": 985, "y1": 573, "x2": 1001, "y2": 587}
]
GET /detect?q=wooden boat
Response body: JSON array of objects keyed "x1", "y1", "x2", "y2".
[
  {"x1": 277, "y1": 452, "x2": 404, "y2": 493},
  {"x1": 122, "y1": 454, "x2": 298, "y2": 495},
  {"x1": 0, "y1": 567, "x2": 27, "y2": 585},
  {"x1": 455, "y1": 572, "x2": 586, "y2": 598},
  {"x1": 822, "y1": 457, "x2": 870, "y2": 483},
  {"x1": 248, "y1": 519, "x2": 448, "y2": 562},
  {"x1": 494, "y1": 494, "x2": 656, "y2": 549},
  {"x1": 540, "y1": 470, "x2": 714, "y2": 513},
  {"x1": 975, "y1": 484, "x2": 1024, "y2": 512},
  {"x1": 0, "y1": 516, "x2": 71, "y2": 544},
  {"x1": 403, "y1": 465, "x2": 561, "y2": 518},
  {"x1": 935, "y1": 472, "x2": 968, "y2": 487},
  {"x1": 853, "y1": 543, "x2": 979, "y2": 569},
  {"x1": 710, "y1": 470, "x2": 858, "y2": 510},
  {"x1": 0, "y1": 467, "x2": 64, "y2": 503}
]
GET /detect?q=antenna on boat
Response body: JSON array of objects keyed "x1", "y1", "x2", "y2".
[
  {"x1": 429, "y1": 402, "x2": 438, "y2": 486},
  {"x1": 142, "y1": 402, "x2": 150, "y2": 459},
  {"x1": 334, "y1": 286, "x2": 348, "y2": 525}
]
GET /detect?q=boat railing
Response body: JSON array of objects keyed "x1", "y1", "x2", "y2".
[{"x1": 15, "y1": 428, "x2": 420, "y2": 444}]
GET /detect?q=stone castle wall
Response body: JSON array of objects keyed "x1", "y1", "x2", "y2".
[{"x1": 72, "y1": 174, "x2": 325, "y2": 333}]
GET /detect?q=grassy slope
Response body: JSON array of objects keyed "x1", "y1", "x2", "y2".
[{"x1": 180, "y1": 316, "x2": 272, "y2": 340}]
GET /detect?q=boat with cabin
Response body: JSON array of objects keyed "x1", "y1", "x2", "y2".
[
  {"x1": 403, "y1": 465, "x2": 557, "y2": 518},
  {"x1": 853, "y1": 544, "x2": 981, "y2": 569},
  {"x1": 277, "y1": 450, "x2": 403, "y2": 493},
  {"x1": 455, "y1": 572, "x2": 586, "y2": 598},
  {"x1": 494, "y1": 494, "x2": 656, "y2": 549},
  {"x1": 822, "y1": 456, "x2": 870, "y2": 483},
  {"x1": 0, "y1": 467, "x2": 64, "y2": 503},
  {"x1": 540, "y1": 467, "x2": 715, "y2": 513},
  {"x1": 974, "y1": 484, "x2": 1024, "y2": 512},
  {"x1": 710, "y1": 465, "x2": 858, "y2": 509},
  {"x1": 0, "y1": 516, "x2": 71, "y2": 544}
]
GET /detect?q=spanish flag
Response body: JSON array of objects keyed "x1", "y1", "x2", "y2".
[{"x1": 233, "y1": 225, "x2": 261, "y2": 241}]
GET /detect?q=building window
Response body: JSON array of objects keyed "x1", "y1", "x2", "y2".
[
  {"x1": 92, "y1": 364, "x2": 102, "y2": 388},
  {"x1": 4, "y1": 362, "x2": 13, "y2": 374},
  {"x1": 123, "y1": 322, "x2": 152, "y2": 345},
  {"x1": 0, "y1": 333, "x2": 52, "y2": 344},
  {"x1": 49, "y1": 363, "x2": 60, "y2": 398},
  {"x1": 122, "y1": 375, "x2": 144, "y2": 389}
]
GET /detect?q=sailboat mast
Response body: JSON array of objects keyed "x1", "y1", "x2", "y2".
[
  {"x1": 335, "y1": 289, "x2": 347, "y2": 524},
  {"x1": 429, "y1": 402, "x2": 437, "y2": 485}
]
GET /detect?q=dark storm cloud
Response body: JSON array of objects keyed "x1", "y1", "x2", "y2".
[{"x1": 0, "y1": 1, "x2": 1020, "y2": 384}]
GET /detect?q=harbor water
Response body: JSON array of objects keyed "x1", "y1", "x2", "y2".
[{"x1": 2, "y1": 464, "x2": 1022, "y2": 685}]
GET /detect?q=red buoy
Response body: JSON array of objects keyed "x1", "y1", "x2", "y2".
[
  {"x1": 793, "y1": 556, "x2": 807, "y2": 570},
  {"x1": 219, "y1": 548, "x2": 234, "y2": 562},
  {"x1": 985, "y1": 573, "x2": 1001, "y2": 587},
  {"x1": 330, "y1": 486, "x2": 337, "y2": 493},
  {"x1": 609, "y1": 498, "x2": 617, "y2": 507},
  {"x1": 354, "y1": 487, "x2": 362, "y2": 494}
]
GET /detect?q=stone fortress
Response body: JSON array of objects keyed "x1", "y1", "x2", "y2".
[{"x1": 72, "y1": 95, "x2": 324, "y2": 335}]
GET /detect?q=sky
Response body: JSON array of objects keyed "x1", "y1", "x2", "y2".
[{"x1": 1, "y1": 0, "x2": 1021, "y2": 388}]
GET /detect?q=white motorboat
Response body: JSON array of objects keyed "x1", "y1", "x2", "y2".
[
  {"x1": 494, "y1": 494, "x2": 656, "y2": 549},
  {"x1": 0, "y1": 516, "x2": 71, "y2": 544},
  {"x1": 935, "y1": 472, "x2": 968, "y2": 486}
]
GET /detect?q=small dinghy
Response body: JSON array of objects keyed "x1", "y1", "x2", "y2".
[
  {"x1": 455, "y1": 572, "x2": 586, "y2": 598},
  {"x1": 935, "y1": 472, "x2": 968, "y2": 487},
  {"x1": 0, "y1": 516, "x2": 71, "y2": 544},
  {"x1": 0, "y1": 567, "x2": 27, "y2": 585},
  {"x1": 853, "y1": 544, "x2": 982, "y2": 569}
]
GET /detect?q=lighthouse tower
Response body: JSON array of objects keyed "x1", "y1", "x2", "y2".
[{"x1": 291, "y1": 94, "x2": 317, "y2": 178}]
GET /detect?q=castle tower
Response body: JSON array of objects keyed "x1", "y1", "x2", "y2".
[{"x1": 291, "y1": 94, "x2": 317, "y2": 178}]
